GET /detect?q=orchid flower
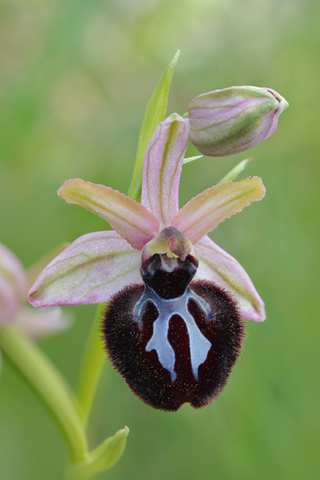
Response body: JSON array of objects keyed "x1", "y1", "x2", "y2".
[
  {"x1": 0, "y1": 243, "x2": 70, "y2": 373},
  {"x1": 28, "y1": 113, "x2": 265, "y2": 411}
]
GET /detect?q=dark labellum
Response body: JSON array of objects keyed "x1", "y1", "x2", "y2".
[{"x1": 102, "y1": 253, "x2": 245, "y2": 411}]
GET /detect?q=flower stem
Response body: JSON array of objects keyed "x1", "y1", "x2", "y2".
[
  {"x1": 75, "y1": 176, "x2": 142, "y2": 428},
  {"x1": 73, "y1": 52, "x2": 181, "y2": 430},
  {"x1": 75, "y1": 304, "x2": 107, "y2": 429},
  {"x1": 0, "y1": 326, "x2": 88, "y2": 462}
]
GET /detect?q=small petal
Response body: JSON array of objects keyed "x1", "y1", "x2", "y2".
[
  {"x1": 0, "y1": 243, "x2": 27, "y2": 324},
  {"x1": 189, "y1": 86, "x2": 288, "y2": 157},
  {"x1": 14, "y1": 306, "x2": 72, "y2": 339},
  {"x1": 141, "y1": 114, "x2": 189, "y2": 227},
  {"x1": 58, "y1": 179, "x2": 159, "y2": 250},
  {"x1": 195, "y1": 235, "x2": 265, "y2": 322},
  {"x1": 28, "y1": 231, "x2": 142, "y2": 307},
  {"x1": 172, "y1": 177, "x2": 265, "y2": 245}
]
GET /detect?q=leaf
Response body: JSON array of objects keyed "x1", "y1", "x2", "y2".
[
  {"x1": 67, "y1": 427, "x2": 129, "y2": 480},
  {"x1": 218, "y1": 157, "x2": 252, "y2": 184},
  {"x1": 127, "y1": 50, "x2": 180, "y2": 200},
  {"x1": 183, "y1": 155, "x2": 203, "y2": 164}
]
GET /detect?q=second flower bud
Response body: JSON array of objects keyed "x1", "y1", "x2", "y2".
[{"x1": 188, "y1": 86, "x2": 288, "y2": 157}]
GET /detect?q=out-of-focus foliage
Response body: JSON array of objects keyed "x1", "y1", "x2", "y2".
[{"x1": 0, "y1": 0, "x2": 319, "y2": 479}]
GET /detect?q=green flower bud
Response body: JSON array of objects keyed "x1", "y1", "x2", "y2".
[{"x1": 188, "y1": 86, "x2": 288, "y2": 156}]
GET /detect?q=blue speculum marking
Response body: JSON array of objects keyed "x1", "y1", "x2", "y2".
[{"x1": 133, "y1": 285, "x2": 213, "y2": 382}]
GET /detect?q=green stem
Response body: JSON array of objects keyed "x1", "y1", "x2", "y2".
[
  {"x1": 75, "y1": 304, "x2": 107, "y2": 429},
  {"x1": 75, "y1": 177, "x2": 141, "y2": 428},
  {"x1": 0, "y1": 326, "x2": 88, "y2": 462},
  {"x1": 74, "y1": 52, "x2": 181, "y2": 433}
]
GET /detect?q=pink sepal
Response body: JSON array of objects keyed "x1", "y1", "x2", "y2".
[
  {"x1": 15, "y1": 306, "x2": 72, "y2": 339},
  {"x1": 28, "y1": 231, "x2": 142, "y2": 307},
  {"x1": 0, "y1": 243, "x2": 27, "y2": 324},
  {"x1": 196, "y1": 235, "x2": 265, "y2": 322},
  {"x1": 141, "y1": 115, "x2": 189, "y2": 227}
]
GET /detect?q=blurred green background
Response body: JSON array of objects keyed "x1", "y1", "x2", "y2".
[{"x1": 1, "y1": 0, "x2": 319, "y2": 478}]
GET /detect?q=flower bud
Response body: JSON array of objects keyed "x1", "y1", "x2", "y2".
[{"x1": 188, "y1": 86, "x2": 288, "y2": 157}]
